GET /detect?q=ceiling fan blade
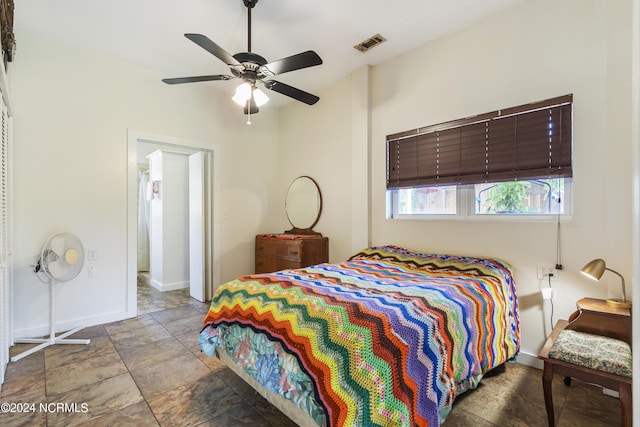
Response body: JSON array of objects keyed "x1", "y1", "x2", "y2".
[
  {"x1": 263, "y1": 80, "x2": 319, "y2": 105},
  {"x1": 162, "y1": 75, "x2": 234, "y2": 85},
  {"x1": 162, "y1": 74, "x2": 235, "y2": 85},
  {"x1": 184, "y1": 34, "x2": 243, "y2": 70},
  {"x1": 259, "y1": 51, "x2": 322, "y2": 78}
]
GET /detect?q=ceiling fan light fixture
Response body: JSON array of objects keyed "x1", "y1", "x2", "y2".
[
  {"x1": 253, "y1": 88, "x2": 269, "y2": 107},
  {"x1": 232, "y1": 83, "x2": 269, "y2": 108},
  {"x1": 232, "y1": 82, "x2": 252, "y2": 106}
]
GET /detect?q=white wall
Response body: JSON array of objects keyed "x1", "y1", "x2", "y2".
[
  {"x1": 278, "y1": 76, "x2": 357, "y2": 262},
  {"x1": 281, "y1": 0, "x2": 635, "y2": 362},
  {"x1": 10, "y1": 32, "x2": 282, "y2": 337}
]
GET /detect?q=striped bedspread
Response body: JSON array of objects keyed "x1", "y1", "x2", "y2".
[{"x1": 200, "y1": 245, "x2": 520, "y2": 426}]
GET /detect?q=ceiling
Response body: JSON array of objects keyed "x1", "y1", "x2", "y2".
[{"x1": 14, "y1": 0, "x2": 524, "y2": 106}]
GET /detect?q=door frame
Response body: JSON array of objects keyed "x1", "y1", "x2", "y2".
[{"x1": 126, "y1": 129, "x2": 220, "y2": 315}]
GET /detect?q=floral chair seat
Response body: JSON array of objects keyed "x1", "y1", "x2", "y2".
[{"x1": 548, "y1": 329, "x2": 632, "y2": 378}]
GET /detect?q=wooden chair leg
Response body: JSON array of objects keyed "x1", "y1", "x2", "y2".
[
  {"x1": 542, "y1": 361, "x2": 555, "y2": 427},
  {"x1": 619, "y1": 382, "x2": 632, "y2": 427}
]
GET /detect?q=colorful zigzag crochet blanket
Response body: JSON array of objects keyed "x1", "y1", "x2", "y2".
[{"x1": 200, "y1": 245, "x2": 520, "y2": 426}]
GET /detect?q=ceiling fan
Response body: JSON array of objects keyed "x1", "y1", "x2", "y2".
[{"x1": 162, "y1": 0, "x2": 323, "y2": 117}]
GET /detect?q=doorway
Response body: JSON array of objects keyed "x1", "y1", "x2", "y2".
[{"x1": 126, "y1": 130, "x2": 220, "y2": 317}]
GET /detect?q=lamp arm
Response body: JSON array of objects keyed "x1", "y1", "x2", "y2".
[{"x1": 605, "y1": 267, "x2": 627, "y2": 301}]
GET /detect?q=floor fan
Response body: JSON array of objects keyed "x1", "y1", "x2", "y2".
[{"x1": 11, "y1": 232, "x2": 90, "y2": 362}]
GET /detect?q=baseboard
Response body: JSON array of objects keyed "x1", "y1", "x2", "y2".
[
  {"x1": 150, "y1": 279, "x2": 189, "y2": 292},
  {"x1": 13, "y1": 309, "x2": 136, "y2": 340},
  {"x1": 514, "y1": 351, "x2": 543, "y2": 369}
]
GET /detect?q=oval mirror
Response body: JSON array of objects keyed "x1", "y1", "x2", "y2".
[{"x1": 285, "y1": 176, "x2": 322, "y2": 235}]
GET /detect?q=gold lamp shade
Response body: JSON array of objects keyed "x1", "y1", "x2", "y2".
[
  {"x1": 580, "y1": 259, "x2": 606, "y2": 281},
  {"x1": 580, "y1": 258, "x2": 631, "y2": 308}
]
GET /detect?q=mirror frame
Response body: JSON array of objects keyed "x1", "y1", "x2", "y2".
[{"x1": 284, "y1": 175, "x2": 323, "y2": 236}]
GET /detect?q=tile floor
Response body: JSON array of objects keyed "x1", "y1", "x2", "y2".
[{"x1": 0, "y1": 276, "x2": 623, "y2": 426}]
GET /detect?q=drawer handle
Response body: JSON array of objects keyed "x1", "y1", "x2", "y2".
[
  {"x1": 290, "y1": 251, "x2": 299, "y2": 255},
  {"x1": 257, "y1": 246, "x2": 264, "y2": 251}
]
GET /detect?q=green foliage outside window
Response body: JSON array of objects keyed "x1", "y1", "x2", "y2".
[{"x1": 484, "y1": 181, "x2": 532, "y2": 213}]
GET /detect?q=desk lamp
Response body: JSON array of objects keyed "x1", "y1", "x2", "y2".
[{"x1": 580, "y1": 258, "x2": 631, "y2": 308}]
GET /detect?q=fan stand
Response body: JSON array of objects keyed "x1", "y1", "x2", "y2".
[{"x1": 11, "y1": 281, "x2": 90, "y2": 362}]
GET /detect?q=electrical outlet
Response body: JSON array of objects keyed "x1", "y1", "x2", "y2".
[{"x1": 537, "y1": 263, "x2": 558, "y2": 280}]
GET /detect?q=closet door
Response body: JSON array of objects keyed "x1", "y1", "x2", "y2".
[{"x1": 0, "y1": 92, "x2": 10, "y2": 385}]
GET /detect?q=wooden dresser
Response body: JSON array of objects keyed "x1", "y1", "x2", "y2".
[{"x1": 255, "y1": 234, "x2": 328, "y2": 274}]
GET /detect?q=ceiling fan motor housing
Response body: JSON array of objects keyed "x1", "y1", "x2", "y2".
[{"x1": 232, "y1": 52, "x2": 268, "y2": 82}]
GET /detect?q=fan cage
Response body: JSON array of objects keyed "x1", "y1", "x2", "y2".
[{"x1": 39, "y1": 232, "x2": 85, "y2": 282}]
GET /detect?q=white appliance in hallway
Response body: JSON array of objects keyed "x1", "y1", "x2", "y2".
[
  {"x1": 147, "y1": 150, "x2": 190, "y2": 292},
  {"x1": 138, "y1": 143, "x2": 214, "y2": 303}
]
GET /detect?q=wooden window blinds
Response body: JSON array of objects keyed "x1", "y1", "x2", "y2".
[{"x1": 386, "y1": 95, "x2": 573, "y2": 189}]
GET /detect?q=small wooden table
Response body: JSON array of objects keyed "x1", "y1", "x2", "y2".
[{"x1": 538, "y1": 298, "x2": 632, "y2": 426}]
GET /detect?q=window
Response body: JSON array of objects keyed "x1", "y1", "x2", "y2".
[
  {"x1": 475, "y1": 179, "x2": 567, "y2": 215},
  {"x1": 391, "y1": 185, "x2": 458, "y2": 215},
  {"x1": 387, "y1": 95, "x2": 572, "y2": 219}
]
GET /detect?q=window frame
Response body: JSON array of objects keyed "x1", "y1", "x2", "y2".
[{"x1": 386, "y1": 178, "x2": 573, "y2": 221}]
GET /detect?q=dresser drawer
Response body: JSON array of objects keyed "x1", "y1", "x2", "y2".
[
  {"x1": 255, "y1": 255, "x2": 304, "y2": 274},
  {"x1": 255, "y1": 234, "x2": 329, "y2": 274},
  {"x1": 256, "y1": 238, "x2": 303, "y2": 261}
]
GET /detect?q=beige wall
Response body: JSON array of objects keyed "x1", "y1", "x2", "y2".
[
  {"x1": 281, "y1": 0, "x2": 634, "y2": 361},
  {"x1": 277, "y1": 76, "x2": 357, "y2": 262},
  {"x1": 11, "y1": 33, "x2": 281, "y2": 337}
]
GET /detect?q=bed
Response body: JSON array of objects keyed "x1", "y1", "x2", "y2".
[{"x1": 199, "y1": 245, "x2": 520, "y2": 426}]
